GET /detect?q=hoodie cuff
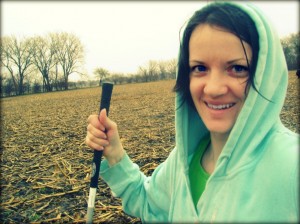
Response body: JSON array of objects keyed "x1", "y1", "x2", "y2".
[{"x1": 100, "y1": 153, "x2": 141, "y2": 196}]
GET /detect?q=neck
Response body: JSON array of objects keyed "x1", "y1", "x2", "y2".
[
  {"x1": 210, "y1": 132, "x2": 229, "y2": 160},
  {"x1": 202, "y1": 132, "x2": 229, "y2": 174}
]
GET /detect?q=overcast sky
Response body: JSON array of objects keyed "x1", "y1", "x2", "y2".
[{"x1": 1, "y1": 1, "x2": 299, "y2": 81}]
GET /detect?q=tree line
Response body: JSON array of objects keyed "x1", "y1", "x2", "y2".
[
  {"x1": 1, "y1": 32, "x2": 298, "y2": 97},
  {"x1": 93, "y1": 58, "x2": 177, "y2": 86},
  {"x1": 0, "y1": 32, "x2": 177, "y2": 97},
  {"x1": 1, "y1": 32, "x2": 85, "y2": 96}
]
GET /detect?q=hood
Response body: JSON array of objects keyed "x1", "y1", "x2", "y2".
[{"x1": 175, "y1": 2, "x2": 288, "y2": 176}]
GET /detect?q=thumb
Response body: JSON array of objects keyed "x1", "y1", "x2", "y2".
[{"x1": 99, "y1": 108, "x2": 114, "y2": 130}]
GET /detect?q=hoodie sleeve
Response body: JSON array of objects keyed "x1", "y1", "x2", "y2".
[{"x1": 100, "y1": 148, "x2": 177, "y2": 222}]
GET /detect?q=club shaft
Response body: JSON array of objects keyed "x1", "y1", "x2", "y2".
[{"x1": 86, "y1": 82, "x2": 113, "y2": 223}]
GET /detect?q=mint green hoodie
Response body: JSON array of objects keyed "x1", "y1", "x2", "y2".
[{"x1": 100, "y1": 2, "x2": 299, "y2": 223}]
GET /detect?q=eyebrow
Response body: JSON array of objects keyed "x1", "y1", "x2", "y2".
[
  {"x1": 189, "y1": 60, "x2": 204, "y2": 65},
  {"x1": 226, "y1": 58, "x2": 249, "y2": 64},
  {"x1": 189, "y1": 58, "x2": 250, "y2": 65}
]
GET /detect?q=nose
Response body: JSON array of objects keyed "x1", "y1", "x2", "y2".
[{"x1": 203, "y1": 71, "x2": 228, "y2": 97}]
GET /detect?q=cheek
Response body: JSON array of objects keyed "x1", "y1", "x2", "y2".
[
  {"x1": 189, "y1": 77, "x2": 205, "y2": 99},
  {"x1": 239, "y1": 82, "x2": 248, "y2": 102},
  {"x1": 232, "y1": 78, "x2": 248, "y2": 101}
]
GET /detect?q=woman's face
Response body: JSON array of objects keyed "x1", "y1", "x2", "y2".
[{"x1": 189, "y1": 24, "x2": 252, "y2": 136}]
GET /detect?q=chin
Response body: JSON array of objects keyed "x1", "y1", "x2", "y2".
[{"x1": 204, "y1": 123, "x2": 233, "y2": 136}]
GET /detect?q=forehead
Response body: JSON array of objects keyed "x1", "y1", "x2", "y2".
[{"x1": 189, "y1": 24, "x2": 252, "y2": 61}]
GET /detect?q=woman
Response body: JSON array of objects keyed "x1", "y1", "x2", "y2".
[{"x1": 86, "y1": 2, "x2": 299, "y2": 222}]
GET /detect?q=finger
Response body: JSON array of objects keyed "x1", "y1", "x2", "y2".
[
  {"x1": 86, "y1": 136, "x2": 104, "y2": 151},
  {"x1": 86, "y1": 132, "x2": 109, "y2": 146},
  {"x1": 87, "y1": 114, "x2": 105, "y2": 131},
  {"x1": 86, "y1": 133, "x2": 109, "y2": 149},
  {"x1": 99, "y1": 109, "x2": 115, "y2": 131},
  {"x1": 87, "y1": 124, "x2": 107, "y2": 139}
]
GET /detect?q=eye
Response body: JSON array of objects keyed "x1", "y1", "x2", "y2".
[
  {"x1": 190, "y1": 65, "x2": 207, "y2": 75},
  {"x1": 232, "y1": 65, "x2": 248, "y2": 72},
  {"x1": 227, "y1": 65, "x2": 249, "y2": 77}
]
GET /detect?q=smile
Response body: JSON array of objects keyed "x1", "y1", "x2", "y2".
[{"x1": 206, "y1": 103, "x2": 235, "y2": 110}]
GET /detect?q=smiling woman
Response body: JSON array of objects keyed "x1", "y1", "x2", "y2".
[{"x1": 85, "y1": 1, "x2": 299, "y2": 223}]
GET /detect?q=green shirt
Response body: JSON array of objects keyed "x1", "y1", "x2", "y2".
[{"x1": 189, "y1": 135, "x2": 210, "y2": 207}]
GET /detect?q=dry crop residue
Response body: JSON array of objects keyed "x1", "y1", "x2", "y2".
[
  {"x1": 0, "y1": 73, "x2": 299, "y2": 223},
  {"x1": 1, "y1": 80, "x2": 175, "y2": 223}
]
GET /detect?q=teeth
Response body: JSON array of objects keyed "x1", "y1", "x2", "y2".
[{"x1": 207, "y1": 103, "x2": 234, "y2": 110}]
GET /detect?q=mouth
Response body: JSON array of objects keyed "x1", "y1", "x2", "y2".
[{"x1": 205, "y1": 102, "x2": 235, "y2": 110}]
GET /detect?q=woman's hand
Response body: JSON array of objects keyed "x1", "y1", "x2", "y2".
[{"x1": 86, "y1": 109, "x2": 125, "y2": 166}]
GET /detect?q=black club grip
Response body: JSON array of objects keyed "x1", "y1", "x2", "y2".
[
  {"x1": 90, "y1": 82, "x2": 114, "y2": 188},
  {"x1": 100, "y1": 82, "x2": 114, "y2": 115}
]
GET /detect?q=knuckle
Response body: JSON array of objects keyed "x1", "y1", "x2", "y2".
[
  {"x1": 87, "y1": 115, "x2": 93, "y2": 123},
  {"x1": 87, "y1": 114, "x2": 97, "y2": 123},
  {"x1": 111, "y1": 121, "x2": 117, "y2": 129},
  {"x1": 85, "y1": 137, "x2": 92, "y2": 147},
  {"x1": 89, "y1": 134, "x2": 96, "y2": 142},
  {"x1": 87, "y1": 124, "x2": 91, "y2": 131},
  {"x1": 86, "y1": 133, "x2": 96, "y2": 143}
]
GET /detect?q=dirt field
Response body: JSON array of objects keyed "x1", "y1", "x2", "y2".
[{"x1": 0, "y1": 72, "x2": 299, "y2": 223}]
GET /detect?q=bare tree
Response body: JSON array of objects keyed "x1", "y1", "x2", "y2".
[
  {"x1": 148, "y1": 60, "x2": 159, "y2": 81},
  {"x1": 165, "y1": 58, "x2": 177, "y2": 79},
  {"x1": 32, "y1": 35, "x2": 57, "y2": 92},
  {"x1": 50, "y1": 32, "x2": 84, "y2": 90},
  {"x1": 138, "y1": 65, "x2": 148, "y2": 82},
  {"x1": 158, "y1": 60, "x2": 167, "y2": 80},
  {"x1": 109, "y1": 72, "x2": 126, "y2": 85},
  {"x1": 138, "y1": 60, "x2": 160, "y2": 82},
  {"x1": 1, "y1": 36, "x2": 35, "y2": 95},
  {"x1": 0, "y1": 37, "x2": 17, "y2": 92},
  {"x1": 93, "y1": 67, "x2": 110, "y2": 85}
]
